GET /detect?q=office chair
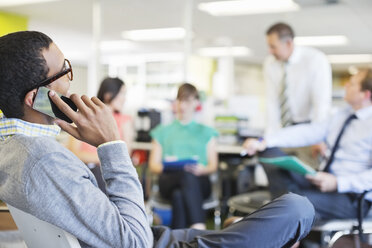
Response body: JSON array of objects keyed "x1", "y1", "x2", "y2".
[
  {"x1": 148, "y1": 173, "x2": 222, "y2": 230},
  {"x1": 227, "y1": 190, "x2": 372, "y2": 247},
  {"x1": 312, "y1": 215, "x2": 372, "y2": 248},
  {"x1": 7, "y1": 204, "x2": 81, "y2": 248},
  {"x1": 312, "y1": 190, "x2": 372, "y2": 248},
  {"x1": 227, "y1": 190, "x2": 271, "y2": 216}
]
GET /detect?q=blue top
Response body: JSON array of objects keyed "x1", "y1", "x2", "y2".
[{"x1": 150, "y1": 120, "x2": 218, "y2": 166}]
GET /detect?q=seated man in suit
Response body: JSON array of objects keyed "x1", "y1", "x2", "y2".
[
  {"x1": 243, "y1": 68, "x2": 372, "y2": 221},
  {"x1": 0, "y1": 30, "x2": 314, "y2": 248}
]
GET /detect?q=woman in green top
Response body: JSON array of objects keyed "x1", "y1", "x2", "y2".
[{"x1": 149, "y1": 83, "x2": 218, "y2": 230}]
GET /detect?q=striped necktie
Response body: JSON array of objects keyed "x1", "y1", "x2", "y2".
[{"x1": 279, "y1": 63, "x2": 291, "y2": 127}]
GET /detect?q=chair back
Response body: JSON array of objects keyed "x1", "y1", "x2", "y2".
[
  {"x1": 312, "y1": 208, "x2": 372, "y2": 248},
  {"x1": 149, "y1": 172, "x2": 221, "y2": 229},
  {"x1": 7, "y1": 204, "x2": 81, "y2": 248}
]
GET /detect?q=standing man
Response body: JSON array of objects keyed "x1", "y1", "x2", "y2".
[{"x1": 262, "y1": 22, "x2": 332, "y2": 163}]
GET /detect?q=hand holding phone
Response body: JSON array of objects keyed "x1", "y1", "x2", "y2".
[
  {"x1": 48, "y1": 90, "x2": 121, "y2": 147},
  {"x1": 32, "y1": 86, "x2": 77, "y2": 123}
]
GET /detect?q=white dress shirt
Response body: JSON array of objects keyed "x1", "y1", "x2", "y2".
[
  {"x1": 264, "y1": 46, "x2": 332, "y2": 135},
  {"x1": 265, "y1": 105, "x2": 372, "y2": 201}
]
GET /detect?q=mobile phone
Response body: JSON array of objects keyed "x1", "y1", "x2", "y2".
[{"x1": 32, "y1": 86, "x2": 78, "y2": 123}]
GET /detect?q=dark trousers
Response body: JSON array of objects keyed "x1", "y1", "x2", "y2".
[
  {"x1": 259, "y1": 147, "x2": 371, "y2": 221},
  {"x1": 153, "y1": 193, "x2": 315, "y2": 248},
  {"x1": 159, "y1": 171, "x2": 211, "y2": 229}
]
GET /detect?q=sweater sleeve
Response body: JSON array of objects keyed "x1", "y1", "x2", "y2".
[{"x1": 25, "y1": 142, "x2": 153, "y2": 248}]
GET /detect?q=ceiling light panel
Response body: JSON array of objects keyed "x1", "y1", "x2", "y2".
[
  {"x1": 294, "y1": 35, "x2": 349, "y2": 47},
  {"x1": 100, "y1": 40, "x2": 137, "y2": 51},
  {"x1": 122, "y1": 27, "x2": 186, "y2": 41},
  {"x1": 0, "y1": 0, "x2": 60, "y2": 7},
  {"x1": 327, "y1": 54, "x2": 372, "y2": 64},
  {"x1": 198, "y1": 46, "x2": 252, "y2": 57},
  {"x1": 198, "y1": 0, "x2": 300, "y2": 16}
]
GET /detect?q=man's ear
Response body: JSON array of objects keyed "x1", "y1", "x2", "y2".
[
  {"x1": 365, "y1": 90, "x2": 372, "y2": 102},
  {"x1": 286, "y1": 39, "x2": 294, "y2": 49},
  {"x1": 24, "y1": 89, "x2": 38, "y2": 107}
]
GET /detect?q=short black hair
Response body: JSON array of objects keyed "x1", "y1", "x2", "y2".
[
  {"x1": 0, "y1": 31, "x2": 53, "y2": 118},
  {"x1": 97, "y1": 77, "x2": 125, "y2": 104},
  {"x1": 266, "y1": 22, "x2": 295, "y2": 40}
]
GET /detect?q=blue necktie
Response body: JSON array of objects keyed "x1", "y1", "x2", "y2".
[{"x1": 323, "y1": 114, "x2": 357, "y2": 172}]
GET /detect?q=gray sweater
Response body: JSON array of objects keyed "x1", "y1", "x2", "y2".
[{"x1": 0, "y1": 134, "x2": 153, "y2": 248}]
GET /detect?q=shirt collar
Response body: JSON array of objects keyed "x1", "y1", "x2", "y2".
[
  {"x1": 174, "y1": 119, "x2": 195, "y2": 127},
  {"x1": 287, "y1": 46, "x2": 301, "y2": 64},
  {"x1": 0, "y1": 117, "x2": 61, "y2": 141},
  {"x1": 355, "y1": 105, "x2": 372, "y2": 120}
]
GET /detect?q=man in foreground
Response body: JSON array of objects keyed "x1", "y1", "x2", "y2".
[{"x1": 0, "y1": 31, "x2": 314, "y2": 247}]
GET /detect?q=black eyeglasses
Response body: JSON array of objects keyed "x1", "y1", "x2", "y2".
[{"x1": 38, "y1": 59, "x2": 73, "y2": 87}]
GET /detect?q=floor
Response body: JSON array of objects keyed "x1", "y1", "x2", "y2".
[{"x1": 0, "y1": 213, "x2": 17, "y2": 231}]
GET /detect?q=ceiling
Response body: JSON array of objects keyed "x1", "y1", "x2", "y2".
[{"x1": 2, "y1": 0, "x2": 372, "y2": 65}]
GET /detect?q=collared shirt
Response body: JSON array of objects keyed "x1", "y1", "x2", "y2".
[
  {"x1": 0, "y1": 118, "x2": 61, "y2": 141},
  {"x1": 263, "y1": 46, "x2": 332, "y2": 135},
  {"x1": 265, "y1": 105, "x2": 372, "y2": 200},
  {"x1": 0, "y1": 117, "x2": 122, "y2": 148}
]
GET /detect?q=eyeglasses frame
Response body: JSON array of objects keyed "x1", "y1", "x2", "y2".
[{"x1": 38, "y1": 58, "x2": 73, "y2": 88}]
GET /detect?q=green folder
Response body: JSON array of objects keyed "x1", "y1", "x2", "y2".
[{"x1": 258, "y1": 156, "x2": 317, "y2": 175}]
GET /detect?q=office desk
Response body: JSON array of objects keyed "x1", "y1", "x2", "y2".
[
  {"x1": 132, "y1": 142, "x2": 152, "y2": 151},
  {"x1": 132, "y1": 142, "x2": 244, "y2": 155},
  {"x1": 132, "y1": 141, "x2": 256, "y2": 171}
]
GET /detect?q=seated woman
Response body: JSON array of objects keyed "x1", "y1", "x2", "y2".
[
  {"x1": 67, "y1": 77, "x2": 134, "y2": 192},
  {"x1": 149, "y1": 83, "x2": 218, "y2": 230}
]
